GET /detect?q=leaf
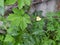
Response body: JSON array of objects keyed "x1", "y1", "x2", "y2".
[
  {"x1": 32, "y1": 30, "x2": 44, "y2": 35},
  {"x1": 4, "y1": 34, "x2": 15, "y2": 45},
  {"x1": 0, "y1": 0, "x2": 4, "y2": 7},
  {"x1": 7, "y1": 14, "x2": 20, "y2": 27},
  {"x1": 20, "y1": 14, "x2": 31, "y2": 30},
  {"x1": 24, "y1": 14, "x2": 31, "y2": 23},
  {"x1": 5, "y1": 0, "x2": 17, "y2": 5},
  {"x1": 47, "y1": 24, "x2": 55, "y2": 31},
  {"x1": 22, "y1": 33, "x2": 35, "y2": 45},
  {"x1": 0, "y1": 0, "x2": 4, "y2": 15},
  {"x1": 43, "y1": 39, "x2": 55, "y2": 45},
  {"x1": 19, "y1": 16, "x2": 28, "y2": 30},
  {"x1": 4, "y1": 34, "x2": 15, "y2": 42},
  {"x1": 17, "y1": 0, "x2": 31, "y2": 9},
  {"x1": 18, "y1": 0, "x2": 24, "y2": 9},
  {"x1": 7, "y1": 14, "x2": 18, "y2": 21},
  {"x1": 12, "y1": 8, "x2": 25, "y2": 15},
  {"x1": 7, "y1": 27, "x2": 19, "y2": 36},
  {"x1": 12, "y1": 8, "x2": 20, "y2": 14},
  {"x1": 7, "y1": 8, "x2": 31, "y2": 30},
  {"x1": 0, "y1": 35, "x2": 4, "y2": 41},
  {"x1": 24, "y1": 0, "x2": 31, "y2": 6}
]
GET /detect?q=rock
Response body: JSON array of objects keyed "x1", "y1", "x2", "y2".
[
  {"x1": 36, "y1": 0, "x2": 56, "y2": 16},
  {"x1": 29, "y1": 0, "x2": 56, "y2": 17},
  {"x1": 0, "y1": 21, "x2": 3, "y2": 26}
]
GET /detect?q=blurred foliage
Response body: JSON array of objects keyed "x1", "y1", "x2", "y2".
[
  {"x1": 0, "y1": 0, "x2": 60, "y2": 45},
  {"x1": 0, "y1": 11, "x2": 59, "y2": 45},
  {"x1": 0, "y1": 0, "x2": 4, "y2": 15}
]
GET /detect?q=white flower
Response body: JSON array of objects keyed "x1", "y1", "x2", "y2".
[{"x1": 36, "y1": 16, "x2": 41, "y2": 21}]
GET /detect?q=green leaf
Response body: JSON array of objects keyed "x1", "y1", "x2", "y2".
[
  {"x1": 7, "y1": 27, "x2": 19, "y2": 36},
  {"x1": 0, "y1": 35, "x2": 4, "y2": 41},
  {"x1": 43, "y1": 39, "x2": 55, "y2": 45},
  {"x1": 24, "y1": 0, "x2": 31, "y2": 6},
  {"x1": 47, "y1": 24, "x2": 55, "y2": 31},
  {"x1": 7, "y1": 14, "x2": 18, "y2": 21},
  {"x1": 12, "y1": 8, "x2": 25, "y2": 15},
  {"x1": 19, "y1": 17, "x2": 27, "y2": 30},
  {"x1": 24, "y1": 14, "x2": 31, "y2": 23},
  {"x1": 0, "y1": 0, "x2": 4, "y2": 7},
  {"x1": 7, "y1": 8, "x2": 31, "y2": 30},
  {"x1": 17, "y1": 0, "x2": 31, "y2": 9},
  {"x1": 19, "y1": 14, "x2": 31, "y2": 30},
  {"x1": 4, "y1": 34, "x2": 15, "y2": 45},
  {"x1": 0, "y1": 0, "x2": 4, "y2": 15},
  {"x1": 5, "y1": 0, "x2": 16, "y2": 5},
  {"x1": 32, "y1": 30, "x2": 44, "y2": 35},
  {"x1": 4, "y1": 34, "x2": 15, "y2": 42},
  {"x1": 22, "y1": 33, "x2": 35, "y2": 45},
  {"x1": 18, "y1": 0, "x2": 24, "y2": 9}
]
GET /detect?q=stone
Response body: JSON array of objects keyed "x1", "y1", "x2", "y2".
[{"x1": 0, "y1": 21, "x2": 3, "y2": 26}]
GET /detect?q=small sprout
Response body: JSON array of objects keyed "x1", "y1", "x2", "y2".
[{"x1": 36, "y1": 16, "x2": 41, "y2": 21}]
